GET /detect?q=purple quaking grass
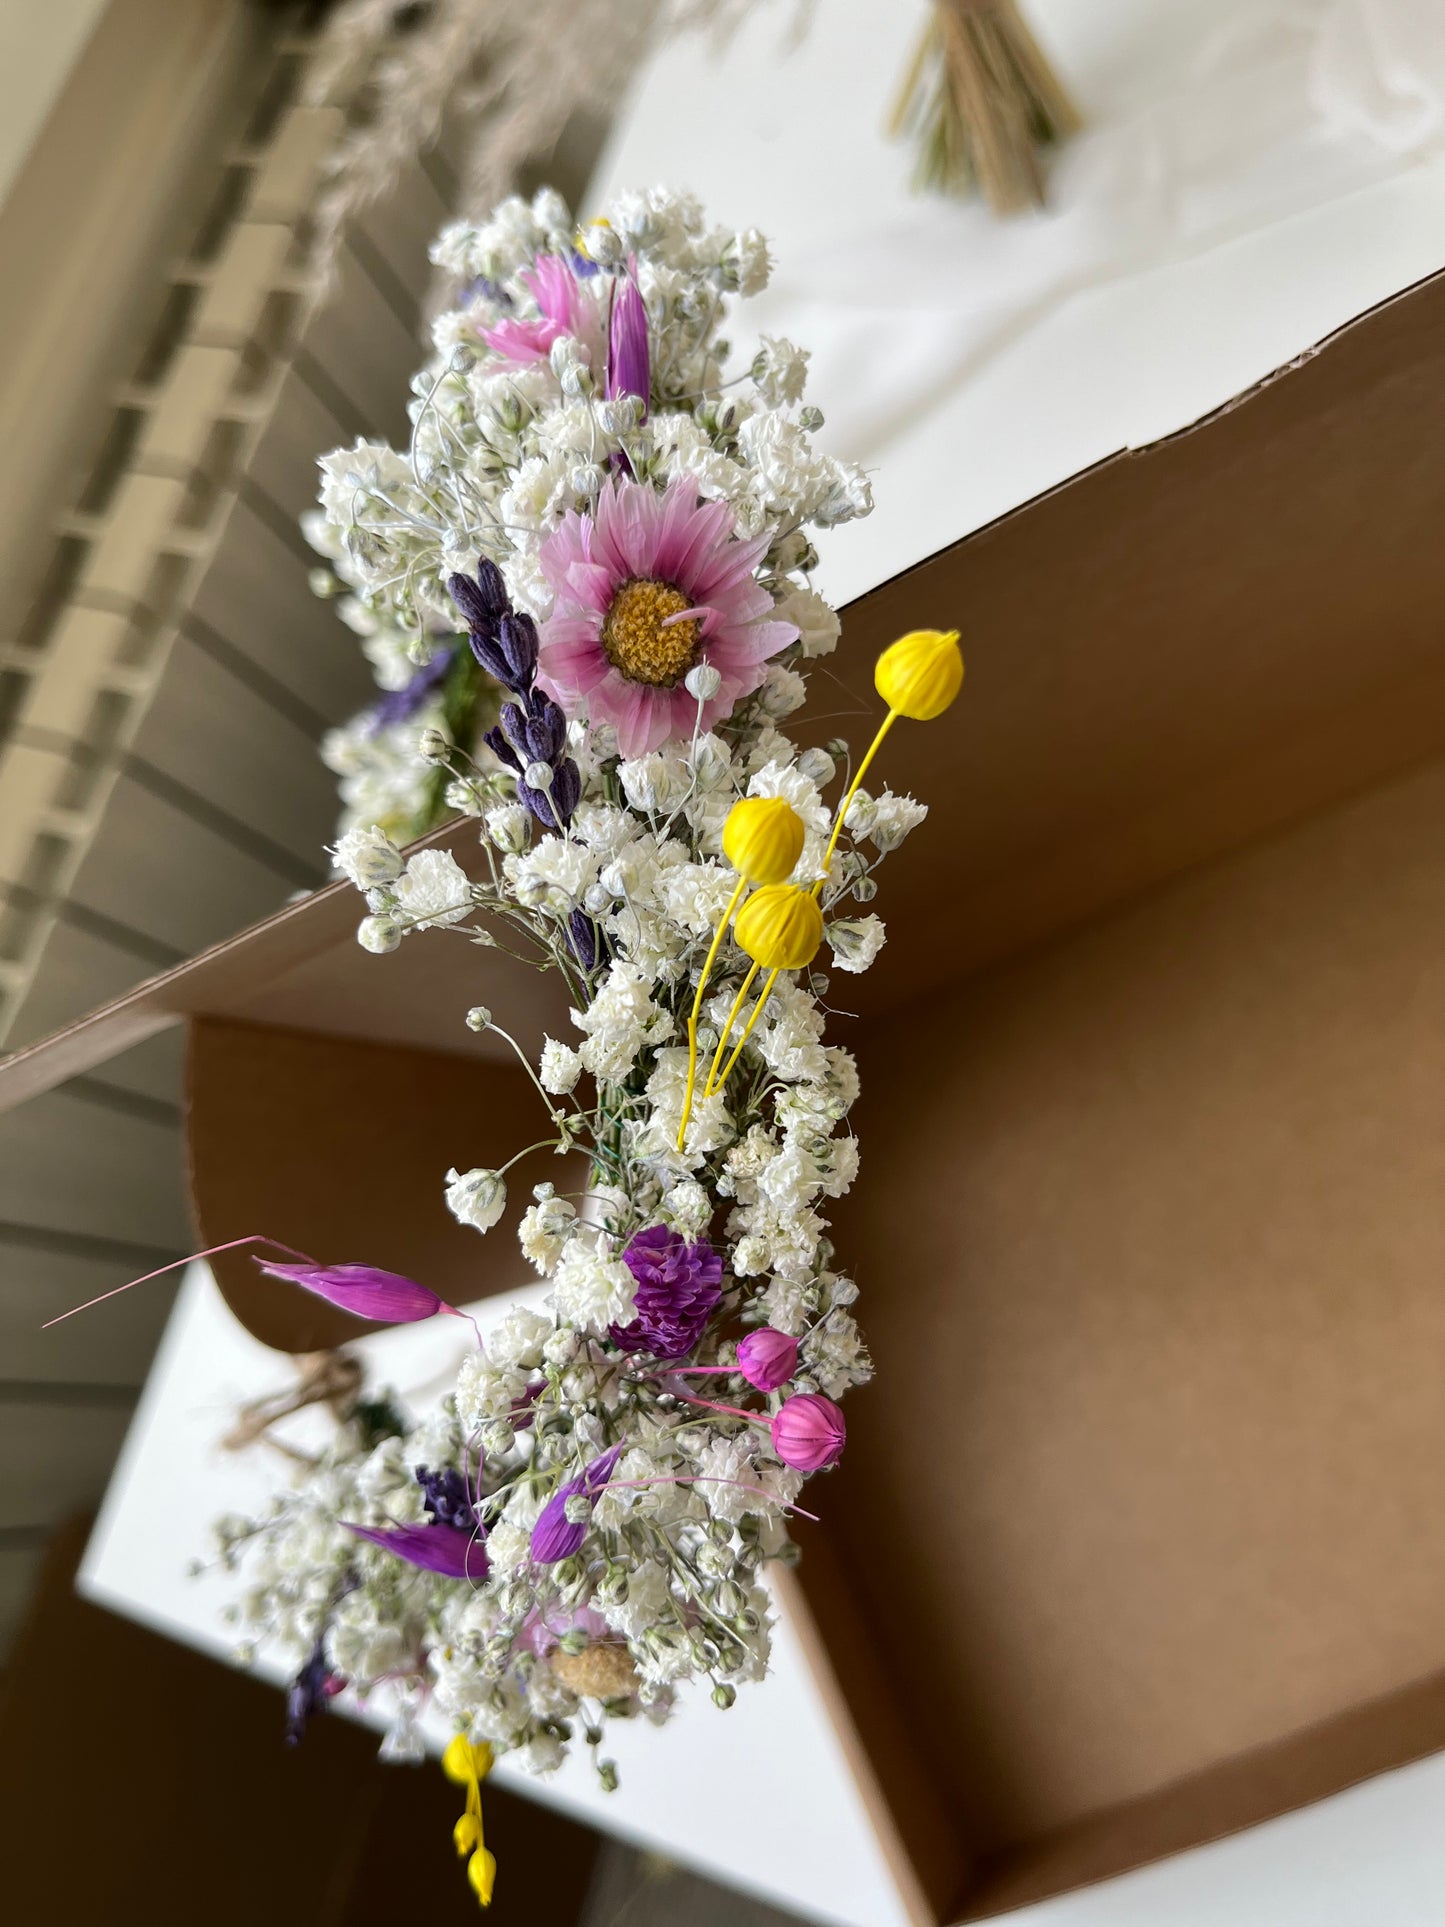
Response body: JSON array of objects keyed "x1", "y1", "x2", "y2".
[
  {"x1": 606, "y1": 268, "x2": 649, "y2": 415},
  {"x1": 345, "y1": 1521, "x2": 490, "y2": 1582},
  {"x1": 42, "y1": 1233, "x2": 480, "y2": 1341},
  {"x1": 531, "y1": 1444, "x2": 625, "y2": 1563}
]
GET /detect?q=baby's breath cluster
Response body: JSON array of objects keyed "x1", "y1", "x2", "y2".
[
  {"x1": 305, "y1": 185, "x2": 869, "y2": 843},
  {"x1": 224, "y1": 186, "x2": 958, "y2": 1879}
]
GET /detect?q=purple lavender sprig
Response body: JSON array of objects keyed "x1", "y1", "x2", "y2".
[{"x1": 448, "y1": 558, "x2": 580, "y2": 831}]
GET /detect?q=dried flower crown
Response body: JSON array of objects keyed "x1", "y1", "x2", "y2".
[{"x1": 213, "y1": 187, "x2": 963, "y2": 1909}]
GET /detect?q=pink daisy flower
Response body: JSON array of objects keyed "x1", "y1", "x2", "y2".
[
  {"x1": 536, "y1": 476, "x2": 798, "y2": 756},
  {"x1": 480, "y1": 254, "x2": 602, "y2": 371}
]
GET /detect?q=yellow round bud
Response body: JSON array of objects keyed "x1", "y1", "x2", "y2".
[
  {"x1": 453, "y1": 1812, "x2": 480, "y2": 1858},
  {"x1": 723, "y1": 796, "x2": 806, "y2": 884},
  {"x1": 468, "y1": 1845, "x2": 498, "y2": 1906},
  {"x1": 734, "y1": 884, "x2": 824, "y2": 971},
  {"x1": 873, "y1": 628, "x2": 963, "y2": 721},
  {"x1": 442, "y1": 1734, "x2": 493, "y2": 1785}
]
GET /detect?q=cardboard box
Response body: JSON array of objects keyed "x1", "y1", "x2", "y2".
[{"x1": 5, "y1": 268, "x2": 1445, "y2": 1921}]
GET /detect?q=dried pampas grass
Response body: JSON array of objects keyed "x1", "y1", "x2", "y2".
[{"x1": 304, "y1": 0, "x2": 802, "y2": 294}]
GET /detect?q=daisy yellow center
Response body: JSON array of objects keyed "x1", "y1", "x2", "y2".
[{"x1": 601, "y1": 578, "x2": 700, "y2": 687}]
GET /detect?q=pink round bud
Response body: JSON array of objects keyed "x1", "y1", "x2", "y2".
[
  {"x1": 735, "y1": 1328, "x2": 799, "y2": 1393},
  {"x1": 771, "y1": 1393, "x2": 846, "y2": 1471}
]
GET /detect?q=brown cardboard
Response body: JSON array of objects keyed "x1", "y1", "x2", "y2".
[
  {"x1": 5, "y1": 266, "x2": 1445, "y2": 1917},
  {"x1": 186, "y1": 1017, "x2": 555, "y2": 1350}
]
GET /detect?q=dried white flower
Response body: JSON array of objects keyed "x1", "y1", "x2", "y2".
[
  {"x1": 538, "y1": 1038, "x2": 582, "y2": 1094},
  {"x1": 395, "y1": 849, "x2": 472, "y2": 928},
  {"x1": 332, "y1": 824, "x2": 404, "y2": 889},
  {"x1": 445, "y1": 1166, "x2": 507, "y2": 1233}
]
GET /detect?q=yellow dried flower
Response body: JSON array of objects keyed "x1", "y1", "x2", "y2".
[
  {"x1": 468, "y1": 1847, "x2": 497, "y2": 1906},
  {"x1": 873, "y1": 628, "x2": 963, "y2": 720},
  {"x1": 723, "y1": 795, "x2": 806, "y2": 884},
  {"x1": 443, "y1": 1734, "x2": 495, "y2": 1908},
  {"x1": 443, "y1": 1735, "x2": 494, "y2": 1786},
  {"x1": 734, "y1": 884, "x2": 824, "y2": 971}
]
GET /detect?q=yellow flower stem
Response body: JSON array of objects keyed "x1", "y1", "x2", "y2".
[
  {"x1": 812, "y1": 708, "x2": 899, "y2": 899},
  {"x1": 711, "y1": 965, "x2": 783, "y2": 1094},
  {"x1": 702, "y1": 961, "x2": 761, "y2": 1098},
  {"x1": 676, "y1": 874, "x2": 749, "y2": 1151}
]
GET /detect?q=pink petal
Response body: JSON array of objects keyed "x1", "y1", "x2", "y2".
[
  {"x1": 258, "y1": 1261, "x2": 445, "y2": 1323},
  {"x1": 345, "y1": 1522, "x2": 488, "y2": 1580}
]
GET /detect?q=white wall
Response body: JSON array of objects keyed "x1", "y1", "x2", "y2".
[{"x1": 0, "y1": 0, "x2": 109, "y2": 208}]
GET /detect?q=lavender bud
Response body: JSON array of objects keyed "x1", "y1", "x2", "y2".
[
  {"x1": 497, "y1": 611, "x2": 539, "y2": 686},
  {"x1": 448, "y1": 560, "x2": 509, "y2": 628}
]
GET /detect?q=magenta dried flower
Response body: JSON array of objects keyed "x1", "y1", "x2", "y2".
[
  {"x1": 257, "y1": 1260, "x2": 447, "y2": 1324},
  {"x1": 610, "y1": 1227, "x2": 723, "y2": 1360},
  {"x1": 771, "y1": 1393, "x2": 846, "y2": 1471},
  {"x1": 606, "y1": 271, "x2": 649, "y2": 414},
  {"x1": 530, "y1": 1444, "x2": 624, "y2": 1564},
  {"x1": 735, "y1": 1328, "x2": 799, "y2": 1392},
  {"x1": 345, "y1": 1521, "x2": 489, "y2": 1581}
]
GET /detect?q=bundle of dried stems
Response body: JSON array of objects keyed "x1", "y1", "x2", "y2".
[{"x1": 889, "y1": 0, "x2": 1078, "y2": 214}]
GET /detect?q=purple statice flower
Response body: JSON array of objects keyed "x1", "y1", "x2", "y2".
[
  {"x1": 530, "y1": 1444, "x2": 624, "y2": 1564},
  {"x1": 610, "y1": 1228, "x2": 723, "y2": 1360},
  {"x1": 285, "y1": 1636, "x2": 344, "y2": 1746},
  {"x1": 606, "y1": 270, "x2": 649, "y2": 417},
  {"x1": 345, "y1": 1521, "x2": 489, "y2": 1580},
  {"x1": 416, "y1": 1463, "x2": 477, "y2": 1531},
  {"x1": 364, "y1": 644, "x2": 454, "y2": 733}
]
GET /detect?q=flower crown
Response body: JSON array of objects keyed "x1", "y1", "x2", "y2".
[{"x1": 222, "y1": 186, "x2": 962, "y2": 1910}]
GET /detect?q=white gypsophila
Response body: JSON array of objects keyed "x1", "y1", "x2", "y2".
[
  {"x1": 518, "y1": 1192, "x2": 576, "y2": 1273},
  {"x1": 827, "y1": 915, "x2": 887, "y2": 974},
  {"x1": 750, "y1": 335, "x2": 810, "y2": 407},
  {"x1": 572, "y1": 961, "x2": 673, "y2": 1081},
  {"x1": 488, "y1": 1306, "x2": 552, "y2": 1370},
  {"x1": 331, "y1": 823, "x2": 404, "y2": 888},
  {"x1": 868, "y1": 791, "x2": 930, "y2": 851},
  {"x1": 485, "y1": 803, "x2": 530, "y2": 854},
  {"x1": 538, "y1": 1038, "x2": 582, "y2": 1095},
  {"x1": 393, "y1": 849, "x2": 473, "y2": 929},
  {"x1": 445, "y1": 1165, "x2": 506, "y2": 1233},
  {"x1": 549, "y1": 1230, "x2": 637, "y2": 1334}
]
